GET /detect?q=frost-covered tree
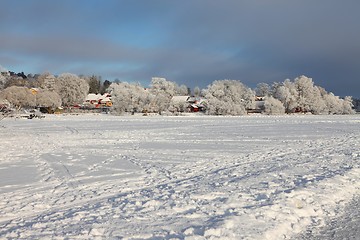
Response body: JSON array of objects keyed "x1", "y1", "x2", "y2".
[
  {"x1": 255, "y1": 83, "x2": 271, "y2": 97},
  {"x1": 322, "y1": 93, "x2": 354, "y2": 114},
  {"x1": 1, "y1": 86, "x2": 36, "y2": 108},
  {"x1": 169, "y1": 96, "x2": 190, "y2": 113},
  {"x1": 35, "y1": 72, "x2": 57, "y2": 91},
  {"x1": 176, "y1": 84, "x2": 189, "y2": 96},
  {"x1": 55, "y1": 73, "x2": 89, "y2": 106},
  {"x1": 307, "y1": 86, "x2": 327, "y2": 114},
  {"x1": 323, "y1": 93, "x2": 343, "y2": 114},
  {"x1": 36, "y1": 90, "x2": 62, "y2": 108},
  {"x1": 110, "y1": 82, "x2": 152, "y2": 114},
  {"x1": 193, "y1": 86, "x2": 201, "y2": 97},
  {"x1": 272, "y1": 80, "x2": 298, "y2": 113},
  {"x1": 342, "y1": 96, "x2": 355, "y2": 114},
  {"x1": 0, "y1": 74, "x2": 7, "y2": 90},
  {"x1": 203, "y1": 80, "x2": 255, "y2": 115},
  {"x1": 150, "y1": 77, "x2": 176, "y2": 95},
  {"x1": 150, "y1": 78, "x2": 178, "y2": 114},
  {"x1": 3, "y1": 75, "x2": 27, "y2": 88},
  {"x1": 294, "y1": 76, "x2": 326, "y2": 113},
  {"x1": 271, "y1": 76, "x2": 354, "y2": 115},
  {"x1": 263, "y1": 96, "x2": 285, "y2": 115}
]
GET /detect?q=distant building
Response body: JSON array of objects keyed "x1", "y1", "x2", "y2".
[
  {"x1": 170, "y1": 95, "x2": 206, "y2": 112},
  {"x1": 83, "y1": 93, "x2": 112, "y2": 108},
  {"x1": 246, "y1": 96, "x2": 265, "y2": 114}
]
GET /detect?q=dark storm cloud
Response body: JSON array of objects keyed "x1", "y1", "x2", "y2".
[
  {"x1": 1, "y1": 0, "x2": 359, "y2": 97},
  {"x1": 160, "y1": 1, "x2": 360, "y2": 94}
]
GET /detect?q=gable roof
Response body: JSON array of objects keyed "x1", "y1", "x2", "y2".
[{"x1": 171, "y1": 96, "x2": 190, "y2": 103}]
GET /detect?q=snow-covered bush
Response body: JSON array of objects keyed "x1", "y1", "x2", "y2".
[
  {"x1": 264, "y1": 96, "x2": 285, "y2": 115},
  {"x1": 36, "y1": 90, "x2": 62, "y2": 108},
  {"x1": 323, "y1": 93, "x2": 344, "y2": 114},
  {"x1": 203, "y1": 80, "x2": 254, "y2": 115},
  {"x1": 322, "y1": 93, "x2": 355, "y2": 114},
  {"x1": 342, "y1": 96, "x2": 355, "y2": 114},
  {"x1": 1, "y1": 86, "x2": 36, "y2": 108}
]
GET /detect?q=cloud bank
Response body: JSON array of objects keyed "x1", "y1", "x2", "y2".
[{"x1": 1, "y1": 0, "x2": 359, "y2": 97}]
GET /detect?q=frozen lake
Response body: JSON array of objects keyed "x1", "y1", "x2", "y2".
[{"x1": 0, "y1": 114, "x2": 359, "y2": 239}]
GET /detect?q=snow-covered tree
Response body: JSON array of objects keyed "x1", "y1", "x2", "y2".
[
  {"x1": 3, "y1": 75, "x2": 27, "y2": 88},
  {"x1": 149, "y1": 77, "x2": 178, "y2": 114},
  {"x1": 271, "y1": 76, "x2": 354, "y2": 115},
  {"x1": 272, "y1": 80, "x2": 298, "y2": 113},
  {"x1": 169, "y1": 96, "x2": 190, "y2": 113},
  {"x1": 150, "y1": 77, "x2": 177, "y2": 95},
  {"x1": 0, "y1": 74, "x2": 7, "y2": 90},
  {"x1": 1, "y1": 86, "x2": 36, "y2": 108},
  {"x1": 294, "y1": 75, "x2": 327, "y2": 113},
  {"x1": 36, "y1": 90, "x2": 62, "y2": 108},
  {"x1": 323, "y1": 93, "x2": 343, "y2": 114},
  {"x1": 322, "y1": 94, "x2": 354, "y2": 115},
  {"x1": 55, "y1": 73, "x2": 89, "y2": 106},
  {"x1": 203, "y1": 80, "x2": 255, "y2": 115},
  {"x1": 264, "y1": 96, "x2": 285, "y2": 115},
  {"x1": 36, "y1": 72, "x2": 57, "y2": 91},
  {"x1": 176, "y1": 84, "x2": 189, "y2": 96},
  {"x1": 307, "y1": 86, "x2": 327, "y2": 114},
  {"x1": 0, "y1": 74, "x2": 6, "y2": 87},
  {"x1": 255, "y1": 83, "x2": 271, "y2": 97},
  {"x1": 193, "y1": 86, "x2": 201, "y2": 97},
  {"x1": 110, "y1": 82, "x2": 152, "y2": 114},
  {"x1": 342, "y1": 96, "x2": 355, "y2": 114}
]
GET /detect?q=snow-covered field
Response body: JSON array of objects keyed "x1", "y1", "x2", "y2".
[{"x1": 0, "y1": 114, "x2": 359, "y2": 239}]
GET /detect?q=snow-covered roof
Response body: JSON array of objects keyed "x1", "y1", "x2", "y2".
[
  {"x1": 171, "y1": 96, "x2": 190, "y2": 103},
  {"x1": 85, "y1": 93, "x2": 102, "y2": 101}
]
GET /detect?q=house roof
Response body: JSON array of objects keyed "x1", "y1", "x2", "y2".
[
  {"x1": 85, "y1": 93, "x2": 102, "y2": 101},
  {"x1": 171, "y1": 96, "x2": 190, "y2": 103}
]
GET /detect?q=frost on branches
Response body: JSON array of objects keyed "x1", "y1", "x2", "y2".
[
  {"x1": 272, "y1": 76, "x2": 355, "y2": 114},
  {"x1": 1, "y1": 86, "x2": 36, "y2": 108},
  {"x1": 0, "y1": 70, "x2": 355, "y2": 116},
  {"x1": 264, "y1": 96, "x2": 285, "y2": 115},
  {"x1": 203, "y1": 80, "x2": 255, "y2": 115},
  {"x1": 56, "y1": 73, "x2": 89, "y2": 107},
  {"x1": 109, "y1": 82, "x2": 152, "y2": 114}
]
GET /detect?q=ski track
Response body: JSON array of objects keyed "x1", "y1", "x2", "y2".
[{"x1": 0, "y1": 114, "x2": 359, "y2": 239}]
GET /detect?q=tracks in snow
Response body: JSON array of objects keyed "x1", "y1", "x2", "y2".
[{"x1": 0, "y1": 117, "x2": 359, "y2": 239}]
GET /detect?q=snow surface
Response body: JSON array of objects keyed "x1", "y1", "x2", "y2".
[{"x1": 0, "y1": 114, "x2": 359, "y2": 239}]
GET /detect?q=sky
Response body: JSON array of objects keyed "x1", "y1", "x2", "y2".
[{"x1": 1, "y1": 0, "x2": 359, "y2": 97}]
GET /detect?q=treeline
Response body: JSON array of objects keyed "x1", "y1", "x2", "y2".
[
  {"x1": 0, "y1": 70, "x2": 356, "y2": 115},
  {"x1": 0, "y1": 72, "x2": 91, "y2": 108}
]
